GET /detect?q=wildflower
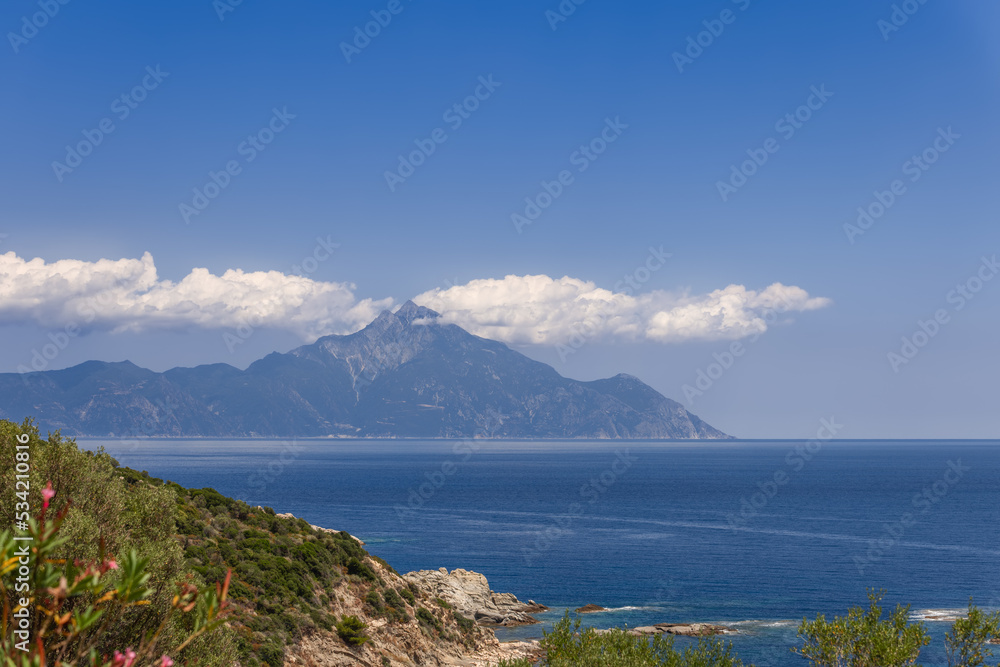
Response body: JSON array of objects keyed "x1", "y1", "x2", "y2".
[{"x1": 42, "y1": 482, "x2": 55, "y2": 508}]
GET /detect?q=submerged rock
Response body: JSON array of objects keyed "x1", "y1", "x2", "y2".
[
  {"x1": 575, "y1": 604, "x2": 607, "y2": 613},
  {"x1": 630, "y1": 623, "x2": 733, "y2": 637}
]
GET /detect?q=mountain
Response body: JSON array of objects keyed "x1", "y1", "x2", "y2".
[{"x1": 0, "y1": 302, "x2": 731, "y2": 439}]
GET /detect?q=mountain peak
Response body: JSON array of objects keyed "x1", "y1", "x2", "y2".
[
  {"x1": 2, "y1": 305, "x2": 731, "y2": 440},
  {"x1": 393, "y1": 300, "x2": 438, "y2": 324}
]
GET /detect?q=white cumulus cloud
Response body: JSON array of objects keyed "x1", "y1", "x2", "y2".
[
  {"x1": 0, "y1": 253, "x2": 829, "y2": 346},
  {"x1": 414, "y1": 274, "x2": 830, "y2": 345},
  {"x1": 0, "y1": 251, "x2": 391, "y2": 340}
]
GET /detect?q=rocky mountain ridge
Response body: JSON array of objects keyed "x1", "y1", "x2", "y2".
[{"x1": 0, "y1": 302, "x2": 731, "y2": 439}]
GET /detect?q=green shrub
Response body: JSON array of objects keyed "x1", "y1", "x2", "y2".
[
  {"x1": 400, "y1": 586, "x2": 416, "y2": 605},
  {"x1": 435, "y1": 597, "x2": 453, "y2": 609},
  {"x1": 453, "y1": 611, "x2": 475, "y2": 633},
  {"x1": 537, "y1": 611, "x2": 746, "y2": 667},
  {"x1": 259, "y1": 642, "x2": 284, "y2": 667},
  {"x1": 241, "y1": 537, "x2": 273, "y2": 552},
  {"x1": 383, "y1": 587, "x2": 406, "y2": 608},
  {"x1": 416, "y1": 607, "x2": 443, "y2": 633},
  {"x1": 308, "y1": 607, "x2": 334, "y2": 631},
  {"x1": 945, "y1": 600, "x2": 1000, "y2": 667},
  {"x1": 336, "y1": 615, "x2": 369, "y2": 646},
  {"x1": 347, "y1": 556, "x2": 378, "y2": 581},
  {"x1": 0, "y1": 488, "x2": 231, "y2": 666},
  {"x1": 793, "y1": 589, "x2": 929, "y2": 667},
  {"x1": 0, "y1": 419, "x2": 236, "y2": 665},
  {"x1": 366, "y1": 588, "x2": 386, "y2": 613}
]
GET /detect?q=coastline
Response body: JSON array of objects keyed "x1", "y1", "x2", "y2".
[{"x1": 79, "y1": 436, "x2": 1000, "y2": 666}]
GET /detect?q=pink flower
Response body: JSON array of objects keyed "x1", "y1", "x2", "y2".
[
  {"x1": 41, "y1": 482, "x2": 55, "y2": 508},
  {"x1": 160, "y1": 656, "x2": 174, "y2": 667},
  {"x1": 106, "y1": 559, "x2": 119, "y2": 570},
  {"x1": 112, "y1": 648, "x2": 137, "y2": 667}
]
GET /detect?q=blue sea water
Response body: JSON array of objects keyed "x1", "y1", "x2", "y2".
[{"x1": 81, "y1": 438, "x2": 1000, "y2": 667}]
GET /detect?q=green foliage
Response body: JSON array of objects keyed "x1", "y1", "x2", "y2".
[
  {"x1": 453, "y1": 611, "x2": 476, "y2": 634},
  {"x1": 793, "y1": 589, "x2": 930, "y2": 667},
  {"x1": 417, "y1": 607, "x2": 443, "y2": 633},
  {"x1": 347, "y1": 557, "x2": 378, "y2": 582},
  {"x1": 371, "y1": 588, "x2": 410, "y2": 624},
  {"x1": 366, "y1": 588, "x2": 385, "y2": 614},
  {"x1": 0, "y1": 419, "x2": 235, "y2": 665},
  {"x1": 259, "y1": 641, "x2": 284, "y2": 667},
  {"x1": 400, "y1": 586, "x2": 416, "y2": 606},
  {"x1": 0, "y1": 483, "x2": 231, "y2": 666},
  {"x1": 383, "y1": 587, "x2": 406, "y2": 609},
  {"x1": 336, "y1": 615, "x2": 369, "y2": 646},
  {"x1": 0, "y1": 418, "x2": 410, "y2": 666},
  {"x1": 435, "y1": 597, "x2": 453, "y2": 609},
  {"x1": 535, "y1": 612, "x2": 746, "y2": 667},
  {"x1": 945, "y1": 600, "x2": 1000, "y2": 667}
]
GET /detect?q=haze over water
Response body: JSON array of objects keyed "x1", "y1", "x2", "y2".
[{"x1": 85, "y1": 438, "x2": 1000, "y2": 667}]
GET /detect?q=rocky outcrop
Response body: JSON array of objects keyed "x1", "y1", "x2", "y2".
[
  {"x1": 575, "y1": 604, "x2": 606, "y2": 613},
  {"x1": 404, "y1": 568, "x2": 548, "y2": 627},
  {"x1": 629, "y1": 623, "x2": 733, "y2": 637},
  {"x1": 279, "y1": 543, "x2": 541, "y2": 666}
]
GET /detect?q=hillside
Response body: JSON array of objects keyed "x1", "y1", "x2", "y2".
[
  {"x1": 0, "y1": 419, "x2": 536, "y2": 666},
  {"x1": 1, "y1": 303, "x2": 730, "y2": 439}
]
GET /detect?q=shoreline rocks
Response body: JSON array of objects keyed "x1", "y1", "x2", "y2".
[
  {"x1": 575, "y1": 604, "x2": 607, "y2": 613},
  {"x1": 404, "y1": 567, "x2": 548, "y2": 627},
  {"x1": 630, "y1": 623, "x2": 733, "y2": 637}
]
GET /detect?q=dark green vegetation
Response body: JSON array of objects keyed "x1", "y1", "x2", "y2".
[
  {"x1": 496, "y1": 612, "x2": 747, "y2": 667},
  {"x1": 793, "y1": 590, "x2": 929, "y2": 666},
  {"x1": 2, "y1": 516, "x2": 230, "y2": 666},
  {"x1": 1, "y1": 418, "x2": 235, "y2": 665},
  {"x1": 794, "y1": 591, "x2": 1000, "y2": 667},
  {"x1": 335, "y1": 615, "x2": 368, "y2": 646},
  {"x1": 946, "y1": 602, "x2": 1000, "y2": 667},
  {"x1": 0, "y1": 419, "x2": 477, "y2": 666},
  {"x1": 1, "y1": 302, "x2": 729, "y2": 439},
  {"x1": 171, "y1": 482, "x2": 376, "y2": 666},
  {"x1": 495, "y1": 596, "x2": 1000, "y2": 667}
]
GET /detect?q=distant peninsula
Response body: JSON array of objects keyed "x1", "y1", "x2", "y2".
[{"x1": 0, "y1": 302, "x2": 731, "y2": 440}]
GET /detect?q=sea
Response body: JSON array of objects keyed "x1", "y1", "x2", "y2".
[{"x1": 80, "y1": 438, "x2": 1000, "y2": 667}]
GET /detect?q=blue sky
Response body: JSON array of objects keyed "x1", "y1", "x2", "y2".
[{"x1": 1, "y1": 0, "x2": 998, "y2": 438}]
